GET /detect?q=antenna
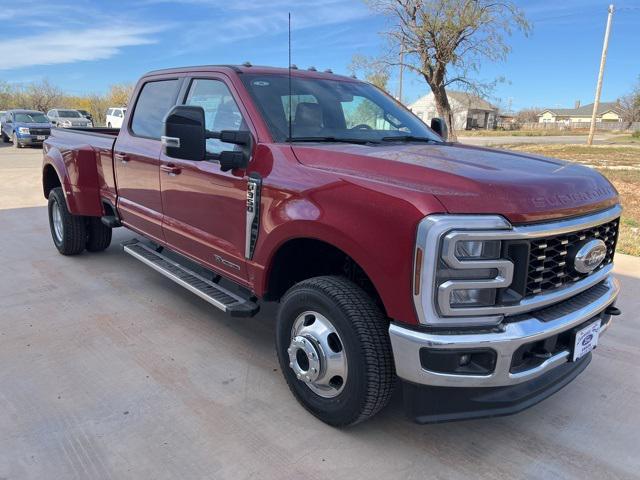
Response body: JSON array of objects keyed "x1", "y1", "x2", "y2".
[{"x1": 288, "y1": 12, "x2": 292, "y2": 142}]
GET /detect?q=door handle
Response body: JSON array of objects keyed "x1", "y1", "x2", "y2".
[
  {"x1": 160, "y1": 163, "x2": 182, "y2": 176},
  {"x1": 115, "y1": 152, "x2": 129, "y2": 164}
]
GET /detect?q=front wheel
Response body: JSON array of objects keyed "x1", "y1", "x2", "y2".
[
  {"x1": 276, "y1": 276, "x2": 395, "y2": 427},
  {"x1": 48, "y1": 187, "x2": 86, "y2": 255},
  {"x1": 12, "y1": 133, "x2": 21, "y2": 148}
]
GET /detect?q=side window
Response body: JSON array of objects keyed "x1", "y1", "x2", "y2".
[
  {"x1": 184, "y1": 79, "x2": 245, "y2": 155},
  {"x1": 107, "y1": 109, "x2": 113, "y2": 116},
  {"x1": 115, "y1": 110, "x2": 122, "y2": 118},
  {"x1": 131, "y1": 79, "x2": 180, "y2": 139}
]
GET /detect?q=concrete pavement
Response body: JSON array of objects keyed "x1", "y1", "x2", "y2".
[
  {"x1": 1, "y1": 144, "x2": 639, "y2": 479},
  {"x1": 458, "y1": 133, "x2": 614, "y2": 146}
]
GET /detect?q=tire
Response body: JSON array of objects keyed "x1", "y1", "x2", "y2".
[
  {"x1": 12, "y1": 133, "x2": 21, "y2": 148},
  {"x1": 48, "y1": 187, "x2": 86, "y2": 255},
  {"x1": 107, "y1": 122, "x2": 112, "y2": 128},
  {"x1": 1, "y1": 131, "x2": 8, "y2": 143},
  {"x1": 86, "y1": 217, "x2": 112, "y2": 252},
  {"x1": 276, "y1": 276, "x2": 395, "y2": 427}
]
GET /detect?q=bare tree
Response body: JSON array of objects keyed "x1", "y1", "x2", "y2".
[
  {"x1": 367, "y1": 0, "x2": 530, "y2": 140},
  {"x1": 515, "y1": 107, "x2": 541, "y2": 124},
  {"x1": 22, "y1": 79, "x2": 64, "y2": 112},
  {"x1": 619, "y1": 76, "x2": 640, "y2": 127},
  {"x1": 107, "y1": 83, "x2": 135, "y2": 107},
  {"x1": 349, "y1": 54, "x2": 391, "y2": 92}
]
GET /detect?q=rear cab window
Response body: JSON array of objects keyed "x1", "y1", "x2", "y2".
[{"x1": 130, "y1": 79, "x2": 181, "y2": 139}]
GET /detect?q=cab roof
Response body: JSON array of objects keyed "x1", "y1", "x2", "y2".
[{"x1": 143, "y1": 64, "x2": 360, "y2": 82}]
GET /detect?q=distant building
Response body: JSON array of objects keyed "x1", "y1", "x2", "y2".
[
  {"x1": 408, "y1": 90, "x2": 497, "y2": 130},
  {"x1": 537, "y1": 101, "x2": 622, "y2": 123}
]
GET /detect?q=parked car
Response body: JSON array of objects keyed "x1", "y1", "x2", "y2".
[
  {"x1": 1, "y1": 109, "x2": 52, "y2": 148},
  {"x1": 0, "y1": 110, "x2": 6, "y2": 132},
  {"x1": 105, "y1": 107, "x2": 127, "y2": 128},
  {"x1": 47, "y1": 109, "x2": 93, "y2": 128},
  {"x1": 42, "y1": 65, "x2": 622, "y2": 426},
  {"x1": 77, "y1": 109, "x2": 94, "y2": 123}
]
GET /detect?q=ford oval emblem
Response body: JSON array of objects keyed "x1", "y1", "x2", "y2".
[
  {"x1": 582, "y1": 333, "x2": 594, "y2": 346},
  {"x1": 573, "y1": 239, "x2": 607, "y2": 274}
]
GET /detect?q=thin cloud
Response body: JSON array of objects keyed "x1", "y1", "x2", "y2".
[
  {"x1": 0, "y1": 24, "x2": 164, "y2": 70},
  {"x1": 168, "y1": 1, "x2": 370, "y2": 56}
]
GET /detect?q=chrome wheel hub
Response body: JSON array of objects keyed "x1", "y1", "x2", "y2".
[
  {"x1": 52, "y1": 201, "x2": 63, "y2": 242},
  {"x1": 287, "y1": 311, "x2": 348, "y2": 398}
]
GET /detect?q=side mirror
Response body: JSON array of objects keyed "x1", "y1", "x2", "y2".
[
  {"x1": 162, "y1": 105, "x2": 206, "y2": 161},
  {"x1": 430, "y1": 117, "x2": 448, "y2": 141}
]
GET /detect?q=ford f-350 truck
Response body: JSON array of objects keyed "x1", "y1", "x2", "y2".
[{"x1": 42, "y1": 65, "x2": 622, "y2": 426}]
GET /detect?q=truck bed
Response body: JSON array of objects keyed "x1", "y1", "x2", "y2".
[{"x1": 44, "y1": 126, "x2": 119, "y2": 216}]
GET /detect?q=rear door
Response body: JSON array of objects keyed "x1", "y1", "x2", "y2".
[
  {"x1": 159, "y1": 75, "x2": 253, "y2": 283},
  {"x1": 114, "y1": 77, "x2": 182, "y2": 243}
]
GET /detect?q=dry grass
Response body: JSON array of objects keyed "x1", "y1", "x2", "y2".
[
  {"x1": 460, "y1": 129, "x2": 594, "y2": 137},
  {"x1": 494, "y1": 144, "x2": 640, "y2": 256}
]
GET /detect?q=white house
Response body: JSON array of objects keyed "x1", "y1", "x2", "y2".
[
  {"x1": 408, "y1": 90, "x2": 498, "y2": 130},
  {"x1": 537, "y1": 101, "x2": 622, "y2": 124}
]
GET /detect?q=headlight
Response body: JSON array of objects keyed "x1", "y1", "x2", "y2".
[
  {"x1": 413, "y1": 215, "x2": 513, "y2": 327},
  {"x1": 17, "y1": 127, "x2": 30, "y2": 134},
  {"x1": 437, "y1": 235, "x2": 512, "y2": 315},
  {"x1": 454, "y1": 240, "x2": 500, "y2": 260}
]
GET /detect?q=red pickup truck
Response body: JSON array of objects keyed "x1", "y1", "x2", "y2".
[{"x1": 42, "y1": 65, "x2": 622, "y2": 426}]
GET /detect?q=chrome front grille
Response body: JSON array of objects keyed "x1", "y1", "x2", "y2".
[{"x1": 525, "y1": 218, "x2": 619, "y2": 297}]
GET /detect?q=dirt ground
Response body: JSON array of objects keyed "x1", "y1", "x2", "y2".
[{"x1": 487, "y1": 143, "x2": 640, "y2": 257}]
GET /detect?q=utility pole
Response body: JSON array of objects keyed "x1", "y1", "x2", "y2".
[
  {"x1": 587, "y1": 4, "x2": 615, "y2": 146},
  {"x1": 398, "y1": 42, "x2": 405, "y2": 104}
]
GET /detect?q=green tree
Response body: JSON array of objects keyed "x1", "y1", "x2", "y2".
[{"x1": 367, "y1": 0, "x2": 530, "y2": 140}]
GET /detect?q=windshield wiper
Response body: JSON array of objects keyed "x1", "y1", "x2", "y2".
[
  {"x1": 286, "y1": 136, "x2": 379, "y2": 145},
  {"x1": 380, "y1": 135, "x2": 439, "y2": 143}
]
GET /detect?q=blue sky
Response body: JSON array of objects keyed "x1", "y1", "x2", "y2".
[{"x1": 1, "y1": 0, "x2": 638, "y2": 110}]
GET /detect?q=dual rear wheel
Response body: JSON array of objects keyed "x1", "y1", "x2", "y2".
[{"x1": 48, "y1": 187, "x2": 112, "y2": 255}]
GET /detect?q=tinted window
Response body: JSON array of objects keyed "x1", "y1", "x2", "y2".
[
  {"x1": 131, "y1": 79, "x2": 180, "y2": 138},
  {"x1": 184, "y1": 79, "x2": 245, "y2": 154},
  {"x1": 58, "y1": 110, "x2": 81, "y2": 118},
  {"x1": 241, "y1": 74, "x2": 440, "y2": 143},
  {"x1": 15, "y1": 113, "x2": 49, "y2": 123}
]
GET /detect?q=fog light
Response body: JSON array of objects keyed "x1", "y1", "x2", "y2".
[
  {"x1": 459, "y1": 354, "x2": 471, "y2": 366},
  {"x1": 419, "y1": 348, "x2": 497, "y2": 375}
]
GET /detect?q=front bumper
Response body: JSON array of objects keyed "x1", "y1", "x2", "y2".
[
  {"x1": 390, "y1": 275, "x2": 619, "y2": 421},
  {"x1": 16, "y1": 134, "x2": 48, "y2": 145},
  {"x1": 390, "y1": 276, "x2": 619, "y2": 388}
]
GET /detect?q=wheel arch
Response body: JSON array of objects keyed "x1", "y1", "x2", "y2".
[{"x1": 261, "y1": 235, "x2": 388, "y2": 317}]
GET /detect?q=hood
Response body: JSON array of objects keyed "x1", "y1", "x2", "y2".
[
  {"x1": 18, "y1": 122, "x2": 51, "y2": 129},
  {"x1": 292, "y1": 142, "x2": 619, "y2": 224}
]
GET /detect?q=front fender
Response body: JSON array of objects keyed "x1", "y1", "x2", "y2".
[{"x1": 252, "y1": 179, "x2": 445, "y2": 325}]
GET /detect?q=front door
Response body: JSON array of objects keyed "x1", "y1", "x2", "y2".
[
  {"x1": 114, "y1": 78, "x2": 182, "y2": 243},
  {"x1": 160, "y1": 76, "x2": 252, "y2": 284}
]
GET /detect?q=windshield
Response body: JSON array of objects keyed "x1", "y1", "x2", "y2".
[
  {"x1": 241, "y1": 74, "x2": 441, "y2": 144},
  {"x1": 15, "y1": 112, "x2": 49, "y2": 123},
  {"x1": 58, "y1": 110, "x2": 82, "y2": 118}
]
